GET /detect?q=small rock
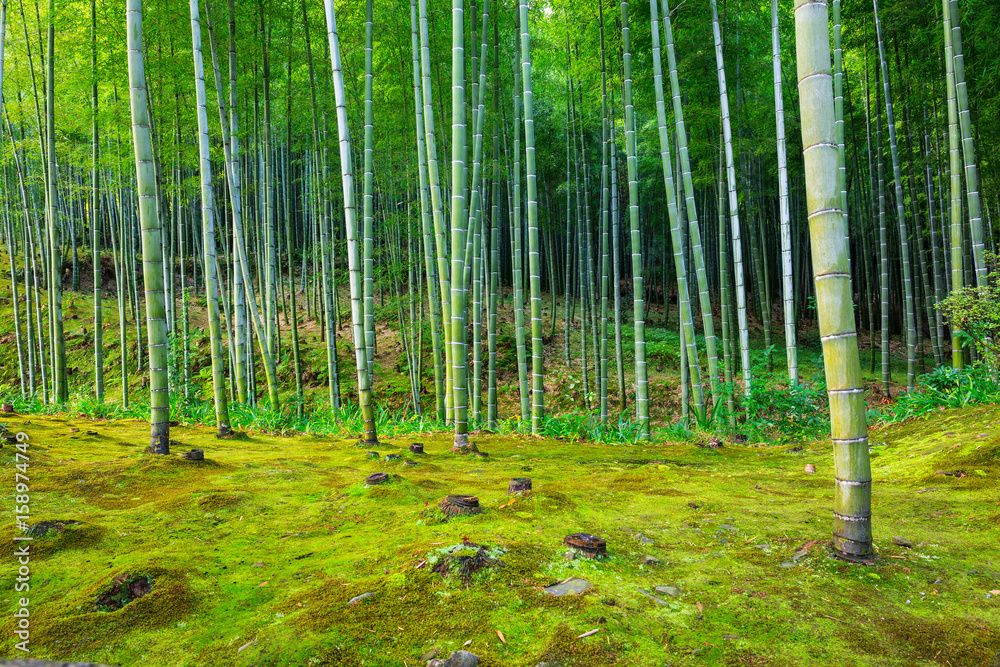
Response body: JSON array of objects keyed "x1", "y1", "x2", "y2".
[
  {"x1": 723, "y1": 634, "x2": 741, "y2": 641},
  {"x1": 780, "y1": 561, "x2": 796, "y2": 568},
  {"x1": 804, "y1": 463, "x2": 816, "y2": 474},
  {"x1": 544, "y1": 578, "x2": 591, "y2": 596},
  {"x1": 893, "y1": 536, "x2": 912, "y2": 548},
  {"x1": 634, "y1": 533, "x2": 654, "y2": 544},
  {"x1": 933, "y1": 577, "x2": 944, "y2": 584},
  {"x1": 419, "y1": 647, "x2": 440, "y2": 661},
  {"x1": 347, "y1": 591, "x2": 377, "y2": 605},
  {"x1": 641, "y1": 555, "x2": 661, "y2": 566},
  {"x1": 404, "y1": 461, "x2": 418, "y2": 467},
  {"x1": 786, "y1": 446, "x2": 803, "y2": 453},
  {"x1": 250, "y1": 562, "x2": 265, "y2": 568},
  {"x1": 637, "y1": 587, "x2": 666, "y2": 605},
  {"x1": 427, "y1": 650, "x2": 480, "y2": 667},
  {"x1": 718, "y1": 524, "x2": 738, "y2": 532},
  {"x1": 562, "y1": 550, "x2": 576, "y2": 560},
  {"x1": 791, "y1": 550, "x2": 809, "y2": 562},
  {"x1": 183, "y1": 449, "x2": 204, "y2": 461},
  {"x1": 655, "y1": 585, "x2": 680, "y2": 597}
]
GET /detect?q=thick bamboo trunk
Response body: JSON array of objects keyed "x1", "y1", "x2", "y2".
[
  {"x1": 794, "y1": 0, "x2": 872, "y2": 562},
  {"x1": 126, "y1": 0, "x2": 170, "y2": 453}
]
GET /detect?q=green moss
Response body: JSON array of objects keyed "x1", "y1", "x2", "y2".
[
  {"x1": 845, "y1": 613, "x2": 999, "y2": 664},
  {"x1": 536, "y1": 622, "x2": 621, "y2": 665},
  {"x1": 0, "y1": 407, "x2": 997, "y2": 666},
  {"x1": 195, "y1": 490, "x2": 249, "y2": 511}
]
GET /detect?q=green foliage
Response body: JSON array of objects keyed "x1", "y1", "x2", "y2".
[
  {"x1": 937, "y1": 254, "x2": 1000, "y2": 369},
  {"x1": 874, "y1": 364, "x2": 1000, "y2": 425},
  {"x1": 738, "y1": 374, "x2": 829, "y2": 443}
]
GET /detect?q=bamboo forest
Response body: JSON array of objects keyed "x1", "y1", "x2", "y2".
[{"x1": 0, "y1": 0, "x2": 999, "y2": 664}]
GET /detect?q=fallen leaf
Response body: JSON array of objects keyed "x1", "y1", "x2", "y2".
[
  {"x1": 256, "y1": 581, "x2": 268, "y2": 588},
  {"x1": 496, "y1": 629, "x2": 506, "y2": 645},
  {"x1": 697, "y1": 601, "x2": 704, "y2": 614},
  {"x1": 577, "y1": 628, "x2": 600, "y2": 639},
  {"x1": 990, "y1": 589, "x2": 1000, "y2": 595},
  {"x1": 463, "y1": 639, "x2": 472, "y2": 647}
]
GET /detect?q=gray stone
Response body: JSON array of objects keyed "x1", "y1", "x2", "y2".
[
  {"x1": 637, "y1": 587, "x2": 667, "y2": 605},
  {"x1": 641, "y1": 554, "x2": 661, "y2": 566},
  {"x1": 718, "y1": 524, "x2": 738, "y2": 532},
  {"x1": 419, "y1": 648, "x2": 439, "y2": 661},
  {"x1": 427, "y1": 651, "x2": 480, "y2": 667},
  {"x1": 634, "y1": 533, "x2": 654, "y2": 544},
  {"x1": 544, "y1": 578, "x2": 592, "y2": 596},
  {"x1": 893, "y1": 536, "x2": 912, "y2": 548},
  {"x1": 655, "y1": 585, "x2": 680, "y2": 598},
  {"x1": 780, "y1": 561, "x2": 796, "y2": 568},
  {"x1": 347, "y1": 591, "x2": 377, "y2": 605}
]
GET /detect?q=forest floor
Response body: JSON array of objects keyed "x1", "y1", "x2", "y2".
[{"x1": 1, "y1": 403, "x2": 998, "y2": 666}]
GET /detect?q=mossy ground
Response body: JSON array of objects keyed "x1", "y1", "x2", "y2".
[{"x1": 1, "y1": 405, "x2": 998, "y2": 666}]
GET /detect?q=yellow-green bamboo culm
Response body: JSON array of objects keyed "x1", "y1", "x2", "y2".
[
  {"x1": 794, "y1": 0, "x2": 872, "y2": 561},
  {"x1": 190, "y1": 0, "x2": 230, "y2": 436},
  {"x1": 324, "y1": 0, "x2": 378, "y2": 446},
  {"x1": 520, "y1": 0, "x2": 544, "y2": 434},
  {"x1": 126, "y1": 0, "x2": 170, "y2": 453}
]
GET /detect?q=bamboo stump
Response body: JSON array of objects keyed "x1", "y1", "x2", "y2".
[
  {"x1": 507, "y1": 477, "x2": 532, "y2": 494},
  {"x1": 182, "y1": 449, "x2": 204, "y2": 461},
  {"x1": 439, "y1": 495, "x2": 482, "y2": 517},
  {"x1": 1, "y1": 403, "x2": 14, "y2": 413},
  {"x1": 563, "y1": 533, "x2": 607, "y2": 559},
  {"x1": 365, "y1": 472, "x2": 390, "y2": 486},
  {"x1": 409, "y1": 443, "x2": 424, "y2": 454}
]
